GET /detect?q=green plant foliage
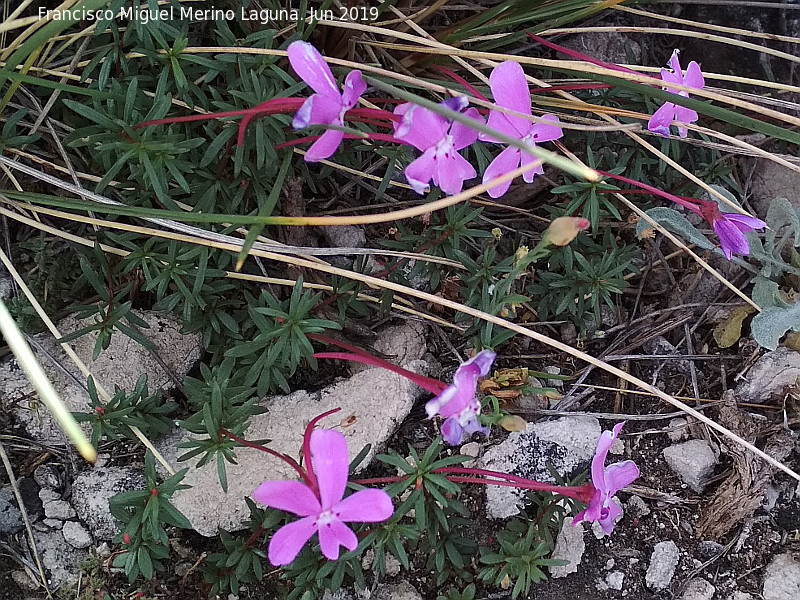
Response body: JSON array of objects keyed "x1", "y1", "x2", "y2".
[
  {"x1": 109, "y1": 451, "x2": 190, "y2": 582},
  {"x1": 73, "y1": 374, "x2": 176, "y2": 446}
]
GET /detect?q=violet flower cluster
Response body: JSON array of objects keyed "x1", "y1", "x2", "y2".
[{"x1": 285, "y1": 41, "x2": 763, "y2": 261}]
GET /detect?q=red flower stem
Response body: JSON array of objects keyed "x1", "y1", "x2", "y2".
[
  {"x1": 596, "y1": 170, "x2": 705, "y2": 216},
  {"x1": 442, "y1": 476, "x2": 594, "y2": 503},
  {"x1": 347, "y1": 107, "x2": 401, "y2": 123},
  {"x1": 313, "y1": 352, "x2": 446, "y2": 394},
  {"x1": 527, "y1": 33, "x2": 654, "y2": 80},
  {"x1": 218, "y1": 427, "x2": 310, "y2": 485},
  {"x1": 432, "y1": 65, "x2": 489, "y2": 102},
  {"x1": 301, "y1": 408, "x2": 343, "y2": 497},
  {"x1": 134, "y1": 97, "x2": 305, "y2": 130}
]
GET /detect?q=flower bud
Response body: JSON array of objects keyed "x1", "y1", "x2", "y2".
[{"x1": 545, "y1": 217, "x2": 590, "y2": 246}]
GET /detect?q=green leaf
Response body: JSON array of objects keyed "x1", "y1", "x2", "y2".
[
  {"x1": 637, "y1": 207, "x2": 715, "y2": 251},
  {"x1": 751, "y1": 301, "x2": 800, "y2": 350},
  {"x1": 137, "y1": 546, "x2": 154, "y2": 580}
]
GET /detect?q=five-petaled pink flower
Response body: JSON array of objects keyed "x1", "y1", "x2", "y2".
[
  {"x1": 425, "y1": 350, "x2": 496, "y2": 445},
  {"x1": 572, "y1": 422, "x2": 639, "y2": 535},
  {"x1": 697, "y1": 201, "x2": 766, "y2": 260},
  {"x1": 253, "y1": 429, "x2": 394, "y2": 565},
  {"x1": 647, "y1": 49, "x2": 704, "y2": 138},
  {"x1": 479, "y1": 61, "x2": 563, "y2": 198},
  {"x1": 393, "y1": 97, "x2": 483, "y2": 195},
  {"x1": 287, "y1": 41, "x2": 366, "y2": 162}
]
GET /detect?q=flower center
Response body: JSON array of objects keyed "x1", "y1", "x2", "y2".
[
  {"x1": 435, "y1": 133, "x2": 455, "y2": 160},
  {"x1": 316, "y1": 510, "x2": 337, "y2": 526},
  {"x1": 522, "y1": 130, "x2": 540, "y2": 145}
]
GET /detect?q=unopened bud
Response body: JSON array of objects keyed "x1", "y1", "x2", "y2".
[
  {"x1": 546, "y1": 217, "x2": 590, "y2": 246},
  {"x1": 491, "y1": 227, "x2": 502, "y2": 240}
]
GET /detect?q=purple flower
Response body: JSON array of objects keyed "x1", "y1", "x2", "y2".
[
  {"x1": 393, "y1": 97, "x2": 482, "y2": 195},
  {"x1": 698, "y1": 202, "x2": 766, "y2": 260},
  {"x1": 287, "y1": 41, "x2": 366, "y2": 162},
  {"x1": 647, "y1": 50, "x2": 704, "y2": 138},
  {"x1": 253, "y1": 429, "x2": 393, "y2": 565},
  {"x1": 572, "y1": 422, "x2": 639, "y2": 535},
  {"x1": 425, "y1": 350, "x2": 496, "y2": 445},
  {"x1": 479, "y1": 61, "x2": 563, "y2": 198}
]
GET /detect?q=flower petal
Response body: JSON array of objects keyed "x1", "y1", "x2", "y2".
[
  {"x1": 287, "y1": 41, "x2": 340, "y2": 99},
  {"x1": 451, "y1": 108, "x2": 482, "y2": 150},
  {"x1": 520, "y1": 149, "x2": 545, "y2": 183},
  {"x1": 528, "y1": 115, "x2": 563, "y2": 143},
  {"x1": 304, "y1": 128, "x2": 345, "y2": 162},
  {"x1": 684, "y1": 60, "x2": 705, "y2": 90},
  {"x1": 647, "y1": 101, "x2": 677, "y2": 138},
  {"x1": 713, "y1": 218, "x2": 752, "y2": 259},
  {"x1": 318, "y1": 518, "x2": 358, "y2": 560},
  {"x1": 426, "y1": 385, "x2": 458, "y2": 418},
  {"x1": 253, "y1": 480, "x2": 321, "y2": 516},
  {"x1": 488, "y1": 61, "x2": 532, "y2": 137},
  {"x1": 310, "y1": 429, "x2": 349, "y2": 510},
  {"x1": 667, "y1": 49, "x2": 682, "y2": 77},
  {"x1": 268, "y1": 517, "x2": 318, "y2": 566},
  {"x1": 598, "y1": 497, "x2": 623, "y2": 535},
  {"x1": 483, "y1": 146, "x2": 522, "y2": 198},
  {"x1": 723, "y1": 213, "x2": 766, "y2": 232},
  {"x1": 393, "y1": 104, "x2": 448, "y2": 151},
  {"x1": 572, "y1": 489, "x2": 603, "y2": 526},
  {"x1": 335, "y1": 489, "x2": 395, "y2": 523},
  {"x1": 482, "y1": 111, "x2": 525, "y2": 143},
  {"x1": 603, "y1": 460, "x2": 640, "y2": 495},
  {"x1": 660, "y1": 66, "x2": 682, "y2": 88},
  {"x1": 293, "y1": 94, "x2": 342, "y2": 130},
  {"x1": 341, "y1": 70, "x2": 366, "y2": 109},
  {"x1": 404, "y1": 148, "x2": 437, "y2": 195},
  {"x1": 441, "y1": 417, "x2": 465, "y2": 445},
  {"x1": 462, "y1": 414, "x2": 489, "y2": 437},
  {"x1": 435, "y1": 151, "x2": 476, "y2": 195}
]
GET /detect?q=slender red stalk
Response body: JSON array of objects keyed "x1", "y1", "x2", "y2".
[
  {"x1": 134, "y1": 97, "x2": 304, "y2": 131},
  {"x1": 301, "y1": 408, "x2": 342, "y2": 497},
  {"x1": 219, "y1": 427, "x2": 310, "y2": 485},
  {"x1": 432, "y1": 66, "x2": 489, "y2": 102},
  {"x1": 527, "y1": 33, "x2": 653, "y2": 80},
  {"x1": 313, "y1": 352, "x2": 446, "y2": 394},
  {"x1": 596, "y1": 169, "x2": 704, "y2": 216},
  {"x1": 348, "y1": 107, "x2": 401, "y2": 123},
  {"x1": 443, "y1": 476, "x2": 593, "y2": 503}
]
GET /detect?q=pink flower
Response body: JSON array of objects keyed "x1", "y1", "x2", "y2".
[
  {"x1": 393, "y1": 97, "x2": 482, "y2": 195},
  {"x1": 479, "y1": 61, "x2": 563, "y2": 198},
  {"x1": 573, "y1": 422, "x2": 639, "y2": 535},
  {"x1": 697, "y1": 201, "x2": 766, "y2": 260},
  {"x1": 425, "y1": 350, "x2": 496, "y2": 445},
  {"x1": 253, "y1": 429, "x2": 393, "y2": 565},
  {"x1": 647, "y1": 50, "x2": 704, "y2": 138},
  {"x1": 287, "y1": 41, "x2": 366, "y2": 162}
]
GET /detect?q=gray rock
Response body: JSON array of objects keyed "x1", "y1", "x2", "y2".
[
  {"x1": 729, "y1": 593, "x2": 754, "y2": 600},
  {"x1": 737, "y1": 348, "x2": 800, "y2": 403},
  {"x1": 0, "y1": 486, "x2": 22, "y2": 535},
  {"x1": 606, "y1": 571, "x2": 625, "y2": 591},
  {"x1": 43, "y1": 518, "x2": 62, "y2": 529},
  {"x1": 2, "y1": 310, "x2": 202, "y2": 442},
  {"x1": 561, "y1": 32, "x2": 642, "y2": 65},
  {"x1": 72, "y1": 466, "x2": 146, "y2": 540},
  {"x1": 157, "y1": 359, "x2": 430, "y2": 536},
  {"x1": 666, "y1": 418, "x2": 689, "y2": 442},
  {"x1": 459, "y1": 442, "x2": 481, "y2": 467},
  {"x1": 763, "y1": 553, "x2": 800, "y2": 600},
  {"x1": 34, "y1": 529, "x2": 86, "y2": 588},
  {"x1": 62, "y1": 521, "x2": 92, "y2": 549},
  {"x1": 43, "y1": 499, "x2": 75, "y2": 520},
  {"x1": 373, "y1": 581, "x2": 423, "y2": 600},
  {"x1": 550, "y1": 517, "x2": 585, "y2": 578},
  {"x1": 698, "y1": 540, "x2": 724, "y2": 558},
  {"x1": 321, "y1": 225, "x2": 366, "y2": 249},
  {"x1": 682, "y1": 578, "x2": 715, "y2": 600},
  {"x1": 748, "y1": 158, "x2": 800, "y2": 218},
  {"x1": 626, "y1": 495, "x2": 651, "y2": 518},
  {"x1": 663, "y1": 440, "x2": 718, "y2": 493},
  {"x1": 33, "y1": 465, "x2": 59, "y2": 490},
  {"x1": 346, "y1": 322, "x2": 428, "y2": 376},
  {"x1": 646, "y1": 541, "x2": 680, "y2": 591},
  {"x1": 480, "y1": 417, "x2": 601, "y2": 519}
]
